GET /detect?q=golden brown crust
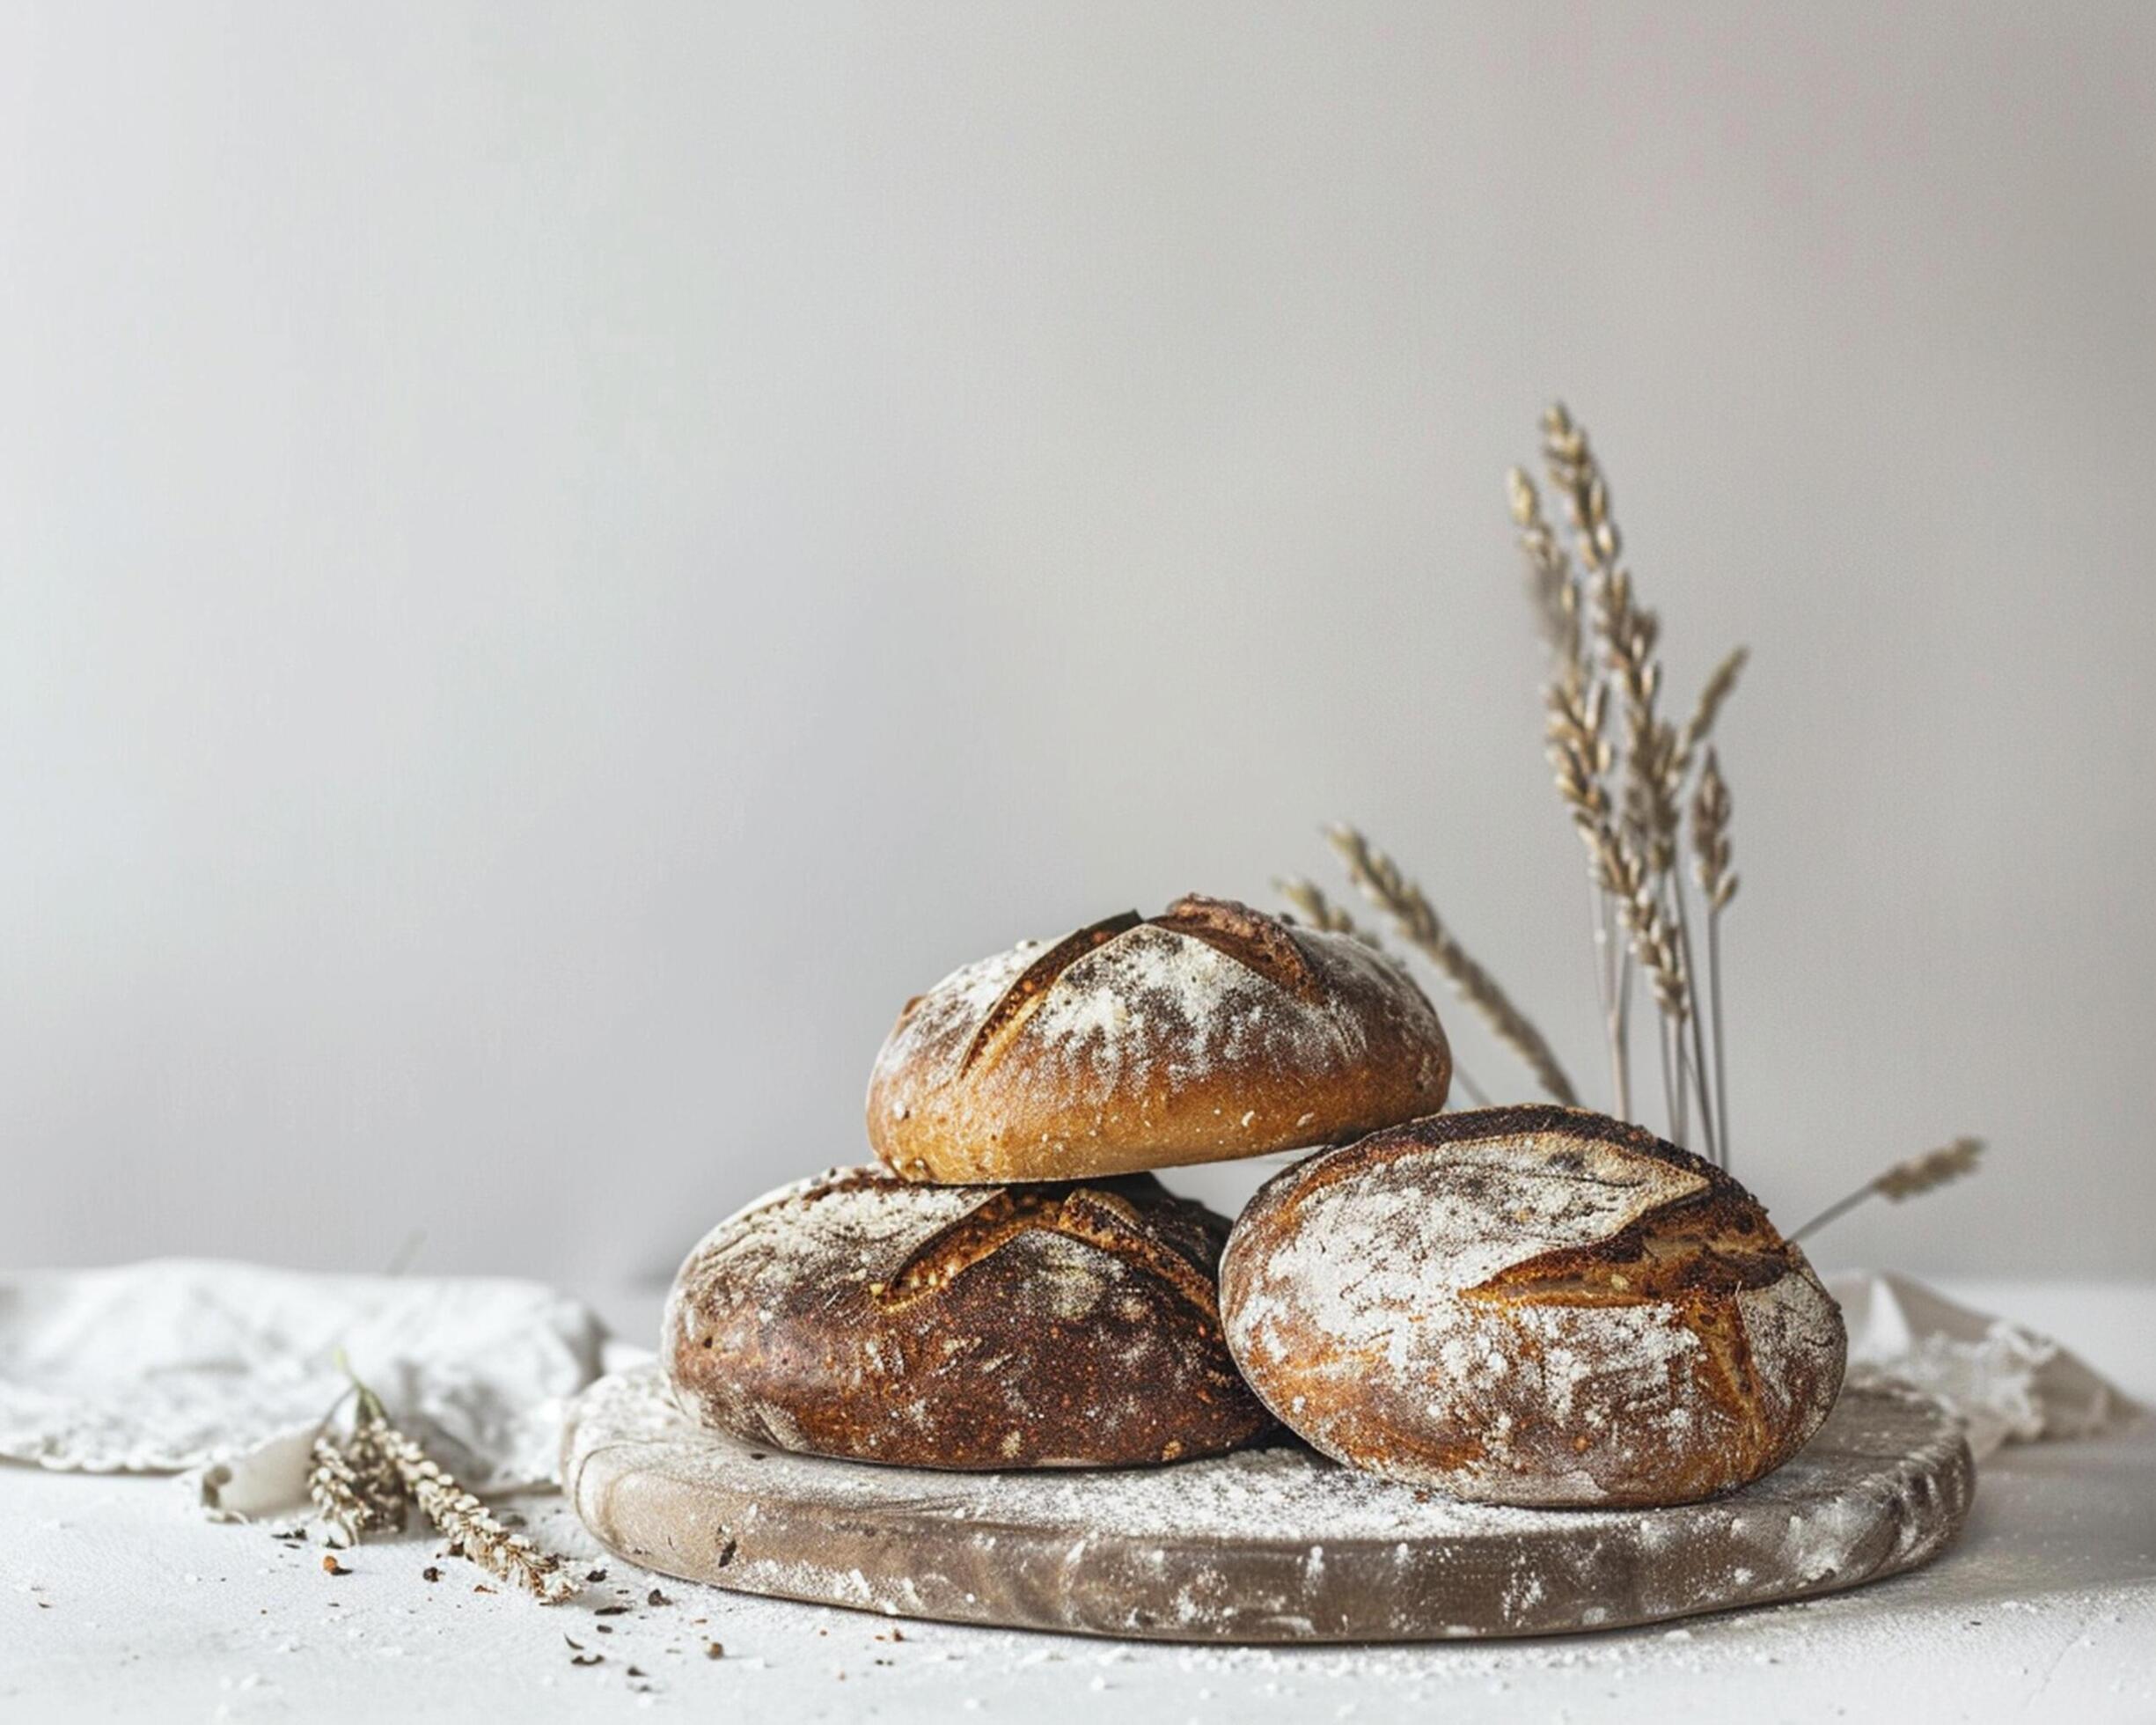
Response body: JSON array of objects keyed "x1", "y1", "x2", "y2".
[
  {"x1": 867, "y1": 894, "x2": 1452, "y2": 1183},
  {"x1": 664, "y1": 1167, "x2": 1271, "y2": 1469},
  {"x1": 1219, "y1": 1106, "x2": 1847, "y2": 1508}
]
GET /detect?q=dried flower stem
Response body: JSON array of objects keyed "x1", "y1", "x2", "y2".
[
  {"x1": 1277, "y1": 875, "x2": 1492, "y2": 1107},
  {"x1": 1326, "y1": 826, "x2": 1579, "y2": 1105},
  {"x1": 1789, "y1": 1139, "x2": 1984, "y2": 1244}
]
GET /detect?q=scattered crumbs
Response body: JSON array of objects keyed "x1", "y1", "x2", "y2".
[
  {"x1": 473, "y1": 1584, "x2": 495, "y2": 1596},
  {"x1": 421, "y1": 1567, "x2": 442, "y2": 1584},
  {"x1": 320, "y1": 1556, "x2": 348, "y2": 1577},
  {"x1": 648, "y1": 1589, "x2": 671, "y2": 1607},
  {"x1": 565, "y1": 1635, "x2": 584, "y2": 1652},
  {"x1": 597, "y1": 1605, "x2": 631, "y2": 1617},
  {"x1": 705, "y1": 1642, "x2": 726, "y2": 1660},
  {"x1": 595, "y1": 1625, "x2": 613, "y2": 1635},
  {"x1": 627, "y1": 1666, "x2": 647, "y2": 1678},
  {"x1": 585, "y1": 1568, "x2": 609, "y2": 1583},
  {"x1": 571, "y1": 1653, "x2": 603, "y2": 1668}
]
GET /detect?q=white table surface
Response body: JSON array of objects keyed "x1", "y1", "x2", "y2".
[{"x1": 4, "y1": 1279, "x2": 2152, "y2": 1723}]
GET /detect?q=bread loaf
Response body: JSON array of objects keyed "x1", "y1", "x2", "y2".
[
  {"x1": 1220, "y1": 1106, "x2": 1845, "y2": 1507},
  {"x1": 867, "y1": 894, "x2": 1451, "y2": 1183},
  {"x1": 664, "y1": 1167, "x2": 1270, "y2": 1469}
]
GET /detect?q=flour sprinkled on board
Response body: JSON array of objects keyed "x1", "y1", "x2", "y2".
[{"x1": 566, "y1": 1367, "x2": 1975, "y2": 1642}]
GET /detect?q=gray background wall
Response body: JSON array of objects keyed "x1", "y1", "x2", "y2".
[{"x1": 5, "y1": 3, "x2": 2152, "y2": 1287}]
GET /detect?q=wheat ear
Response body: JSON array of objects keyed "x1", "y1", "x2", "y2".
[
  {"x1": 363, "y1": 1413, "x2": 578, "y2": 1604},
  {"x1": 308, "y1": 1434, "x2": 385, "y2": 1548},
  {"x1": 1273, "y1": 876, "x2": 1381, "y2": 947},
  {"x1": 1690, "y1": 747, "x2": 1738, "y2": 1155},
  {"x1": 1538, "y1": 402, "x2": 1732, "y2": 1158},
  {"x1": 1508, "y1": 466, "x2": 1584, "y2": 665},
  {"x1": 1674, "y1": 646, "x2": 1748, "y2": 783},
  {"x1": 1327, "y1": 826, "x2": 1578, "y2": 1105},
  {"x1": 1789, "y1": 1138, "x2": 1984, "y2": 1243}
]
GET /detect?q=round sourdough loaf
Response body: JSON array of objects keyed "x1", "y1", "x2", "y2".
[
  {"x1": 664, "y1": 1167, "x2": 1270, "y2": 1469},
  {"x1": 866, "y1": 894, "x2": 1451, "y2": 1183},
  {"x1": 1220, "y1": 1106, "x2": 1846, "y2": 1508}
]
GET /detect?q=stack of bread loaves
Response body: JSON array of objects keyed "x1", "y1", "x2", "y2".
[{"x1": 664, "y1": 894, "x2": 1845, "y2": 1507}]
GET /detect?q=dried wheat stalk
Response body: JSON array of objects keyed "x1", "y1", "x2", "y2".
[
  {"x1": 347, "y1": 1422, "x2": 407, "y2": 1530},
  {"x1": 1790, "y1": 1138, "x2": 1984, "y2": 1243},
  {"x1": 1544, "y1": 675, "x2": 1687, "y2": 1024},
  {"x1": 1533, "y1": 404, "x2": 1734, "y2": 1160},
  {"x1": 365, "y1": 1412, "x2": 579, "y2": 1604},
  {"x1": 1675, "y1": 646, "x2": 1749, "y2": 783},
  {"x1": 1690, "y1": 748, "x2": 1737, "y2": 913},
  {"x1": 1690, "y1": 747, "x2": 1737, "y2": 1154},
  {"x1": 1273, "y1": 876, "x2": 1380, "y2": 947},
  {"x1": 308, "y1": 1433, "x2": 391, "y2": 1548},
  {"x1": 1516, "y1": 468, "x2": 1640, "y2": 1119},
  {"x1": 1326, "y1": 826, "x2": 1578, "y2": 1105},
  {"x1": 1507, "y1": 466, "x2": 1582, "y2": 665}
]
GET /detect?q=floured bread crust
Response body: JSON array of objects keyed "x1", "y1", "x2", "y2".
[
  {"x1": 866, "y1": 894, "x2": 1452, "y2": 1183},
  {"x1": 664, "y1": 1167, "x2": 1271, "y2": 1469},
  {"x1": 1220, "y1": 1106, "x2": 1847, "y2": 1508}
]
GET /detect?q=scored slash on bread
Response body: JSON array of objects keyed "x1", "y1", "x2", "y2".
[
  {"x1": 869, "y1": 894, "x2": 1452, "y2": 1184},
  {"x1": 867, "y1": 1182, "x2": 1224, "y2": 1323},
  {"x1": 960, "y1": 912, "x2": 1144, "y2": 1076},
  {"x1": 961, "y1": 900, "x2": 1325, "y2": 1078}
]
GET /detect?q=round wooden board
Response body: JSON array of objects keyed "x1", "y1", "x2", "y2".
[{"x1": 564, "y1": 1366, "x2": 1973, "y2": 1643}]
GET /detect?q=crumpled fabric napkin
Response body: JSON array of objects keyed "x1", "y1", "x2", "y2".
[
  {"x1": 0, "y1": 1259, "x2": 647, "y2": 1518},
  {"x1": 1827, "y1": 1269, "x2": 2140, "y2": 1460}
]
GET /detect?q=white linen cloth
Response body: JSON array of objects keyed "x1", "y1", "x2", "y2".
[
  {"x1": 1826, "y1": 1269, "x2": 2138, "y2": 1458},
  {"x1": 0, "y1": 1260, "x2": 2134, "y2": 1521},
  {"x1": 0, "y1": 1259, "x2": 647, "y2": 1517}
]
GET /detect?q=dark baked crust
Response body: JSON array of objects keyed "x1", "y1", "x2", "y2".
[
  {"x1": 867, "y1": 894, "x2": 1452, "y2": 1183},
  {"x1": 664, "y1": 1167, "x2": 1272, "y2": 1469},
  {"x1": 1220, "y1": 1106, "x2": 1847, "y2": 1508}
]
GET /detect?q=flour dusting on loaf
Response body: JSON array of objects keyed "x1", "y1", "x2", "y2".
[
  {"x1": 868, "y1": 896, "x2": 1451, "y2": 1182},
  {"x1": 1221, "y1": 1106, "x2": 1847, "y2": 1508},
  {"x1": 665, "y1": 1167, "x2": 1270, "y2": 1470}
]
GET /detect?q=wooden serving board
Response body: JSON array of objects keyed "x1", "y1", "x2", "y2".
[{"x1": 564, "y1": 1366, "x2": 1972, "y2": 1642}]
